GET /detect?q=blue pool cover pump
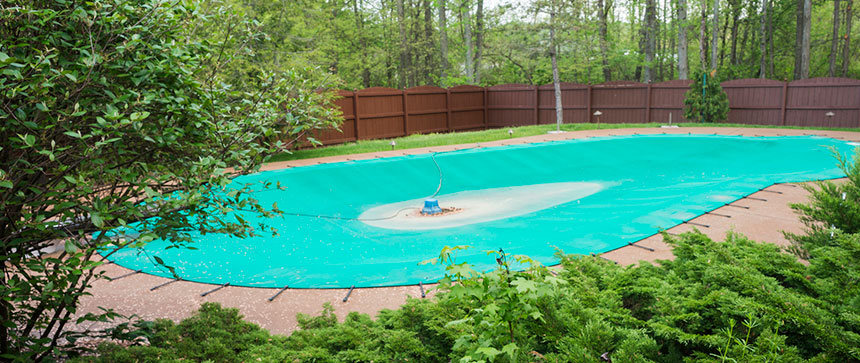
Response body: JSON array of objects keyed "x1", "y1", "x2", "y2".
[{"x1": 422, "y1": 198, "x2": 442, "y2": 215}]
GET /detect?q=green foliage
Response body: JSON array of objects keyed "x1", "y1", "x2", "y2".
[
  {"x1": 787, "y1": 148, "x2": 860, "y2": 258},
  {"x1": 86, "y1": 229, "x2": 860, "y2": 362},
  {"x1": 430, "y1": 247, "x2": 567, "y2": 362},
  {"x1": 683, "y1": 70, "x2": 730, "y2": 123},
  {"x1": 0, "y1": 0, "x2": 341, "y2": 359}
]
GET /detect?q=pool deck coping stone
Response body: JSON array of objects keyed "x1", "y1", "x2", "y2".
[{"x1": 77, "y1": 126, "x2": 860, "y2": 336}]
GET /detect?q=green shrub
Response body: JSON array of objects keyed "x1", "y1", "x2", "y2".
[
  {"x1": 787, "y1": 149, "x2": 860, "y2": 258},
  {"x1": 683, "y1": 70, "x2": 730, "y2": 123}
]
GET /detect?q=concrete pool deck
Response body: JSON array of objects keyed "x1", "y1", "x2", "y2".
[{"x1": 77, "y1": 126, "x2": 860, "y2": 336}]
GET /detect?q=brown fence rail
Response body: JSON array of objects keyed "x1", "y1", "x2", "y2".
[{"x1": 307, "y1": 77, "x2": 860, "y2": 146}]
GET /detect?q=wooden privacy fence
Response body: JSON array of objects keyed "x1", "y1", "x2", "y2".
[{"x1": 309, "y1": 77, "x2": 860, "y2": 146}]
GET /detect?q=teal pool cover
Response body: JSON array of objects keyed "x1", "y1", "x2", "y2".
[{"x1": 105, "y1": 134, "x2": 855, "y2": 288}]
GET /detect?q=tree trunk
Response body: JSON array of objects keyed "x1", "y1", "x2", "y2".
[
  {"x1": 397, "y1": 0, "x2": 409, "y2": 88},
  {"x1": 353, "y1": 0, "x2": 371, "y2": 87},
  {"x1": 794, "y1": 0, "x2": 811, "y2": 79},
  {"x1": 800, "y1": 0, "x2": 811, "y2": 79},
  {"x1": 668, "y1": 0, "x2": 677, "y2": 80},
  {"x1": 729, "y1": 0, "x2": 741, "y2": 64},
  {"x1": 700, "y1": 0, "x2": 707, "y2": 70},
  {"x1": 710, "y1": 0, "x2": 718, "y2": 69},
  {"x1": 719, "y1": 7, "x2": 729, "y2": 67},
  {"x1": 644, "y1": 0, "x2": 656, "y2": 82},
  {"x1": 598, "y1": 0, "x2": 612, "y2": 81},
  {"x1": 658, "y1": 0, "x2": 667, "y2": 81},
  {"x1": 760, "y1": 0, "x2": 767, "y2": 77},
  {"x1": 843, "y1": 0, "x2": 854, "y2": 76},
  {"x1": 424, "y1": 0, "x2": 434, "y2": 85},
  {"x1": 439, "y1": 0, "x2": 448, "y2": 84},
  {"x1": 739, "y1": 17, "x2": 750, "y2": 65},
  {"x1": 794, "y1": 0, "x2": 803, "y2": 79},
  {"x1": 831, "y1": 0, "x2": 842, "y2": 77},
  {"x1": 678, "y1": 0, "x2": 689, "y2": 79},
  {"x1": 474, "y1": 0, "x2": 483, "y2": 83},
  {"x1": 767, "y1": 0, "x2": 774, "y2": 76},
  {"x1": 550, "y1": 0, "x2": 563, "y2": 130},
  {"x1": 462, "y1": 0, "x2": 473, "y2": 83}
]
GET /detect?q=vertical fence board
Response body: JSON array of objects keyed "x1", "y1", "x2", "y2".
[
  {"x1": 405, "y1": 86, "x2": 448, "y2": 134},
  {"x1": 538, "y1": 83, "x2": 588, "y2": 125},
  {"x1": 650, "y1": 80, "x2": 693, "y2": 123},
  {"x1": 591, "y1": 81, "x2": 648, "y2": 123},
  {"x1": 486, "y1": 84, "x2": 536, "y2": 127},
  {"x1": 722, "y1": 78, "x2": 785, "y2": 126},
  {"x1": 449, "y1": 85, "x2": 485, "y2": 131},
  {"x1": 785, "y1": 78, "x2": 860, "y2": 128}
]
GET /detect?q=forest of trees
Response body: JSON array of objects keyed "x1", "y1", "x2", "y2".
[{"x1": 226, "y1": 0, "x2": 860, "y2": 90}]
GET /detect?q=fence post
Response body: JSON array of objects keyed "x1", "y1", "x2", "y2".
[
  {"x1": 352, "y1": 89, "x2": 360, "y2": 141},
  {"x1": 645, "y1": 83, "x2": 652, "y2": 123},
  {"x1": 534, "y1": 86, "x2": 540, "y2": 125},
  {"x1": 586, "y1": 84, "x2": 592, "y2": 123},
  {"x1": 483, "y1": 87, "x2": 489, "y2": 129},
  {"x1": 446, "y1": 88, "x2": 453, "y2": 132},
  {"x1": 402, "y1": 89, "x2": 409, "y2": 136},
  {"x1": 780, "y1": 82, "x2": 788, "y2": 126}
]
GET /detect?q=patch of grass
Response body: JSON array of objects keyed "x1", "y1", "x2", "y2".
[{"x1": 270, "y1": 122, "x2": 860, "y2": 162}]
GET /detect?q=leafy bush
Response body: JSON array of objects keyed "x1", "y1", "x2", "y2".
[
  {"x1": 0, "y1": 0, "x2": 342, "y2": 359},
  {"x1": 683, "y1": 70, "x2": 730, "y2": 123},
  {"x1": 787, "y1": 148, "x2": 860, "y2": 258},
  {"x1": 84, "y1": 230, "x2": 860, "y2": 362}
]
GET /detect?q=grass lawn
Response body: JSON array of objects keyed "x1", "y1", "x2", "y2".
[{"x1": 270, "y1": 122, "x2": 860, "y2": 162}]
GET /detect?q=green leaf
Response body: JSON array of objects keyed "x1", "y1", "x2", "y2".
[
  {"x1": 36, "y1": 103, "x2": 48, "y2": 112},
  {"x1": 64, "y1": 240, "x2": 78, "y2": 253},
  {"x1": 511, "y1": 278, "x2": 537, "y2": 293},
  {"x1": 130, "y1": 111, "x2": 150, "y2": 121},
  {"x1": 476, "y1": 347, "x2": 501, "y2": 359},
  {"x1": 91, "y1": 213, "x2": 104, "y2": 229},
  {"x1": 0, "y1": 180, "x2": 11, "y2": 189},
  {"x1": 501, "y1": 343, "x2": 518, "y2": 358},
  {"x1": 20, "y1": 134, "x2": 35, "y2": 147}
]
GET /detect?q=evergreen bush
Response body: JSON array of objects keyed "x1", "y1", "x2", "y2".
[{"x1": 683, "y1": 70, "x2": 730, "y2": 123}]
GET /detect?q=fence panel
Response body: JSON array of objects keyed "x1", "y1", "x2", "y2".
[
  {"x1": 721, "y1": 78, "x2": 785, "y2": 126},
  {"x1": 487, "y1": 84, "x2": 537, "y2": 127},
  {"x1": 405, "y1": 86, "x2": 448, "y2": 134},
  {"x1": 449, "y1": 85, "x2": 486, "y2": 130},
  {"x1": 355, "y1": 87, "x2": 405, "y2": 140},
  {"x1": 537, "y1": 83, "x2": 589, "y2": 124},
  {"x1": 650, "y1": 80, "x2": 693, "y2": 124},
  {"x1": 591, "y1": 81, "x2": 648, "y2": 123},
  {"x1": 785, "y1": 77, "x2": 860, "y2": 128},
  {"x1": 301, "y1": 77, "x2": 860, "y2": 148}
]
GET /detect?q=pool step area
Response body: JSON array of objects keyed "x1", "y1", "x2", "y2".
[{"x1": 600, "y1": 182, "x2": 811, "y2": 266}]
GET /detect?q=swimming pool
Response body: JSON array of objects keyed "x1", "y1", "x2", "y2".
[{"x1": 104, "y1": 134, "x2": 854, "y2": 288}]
